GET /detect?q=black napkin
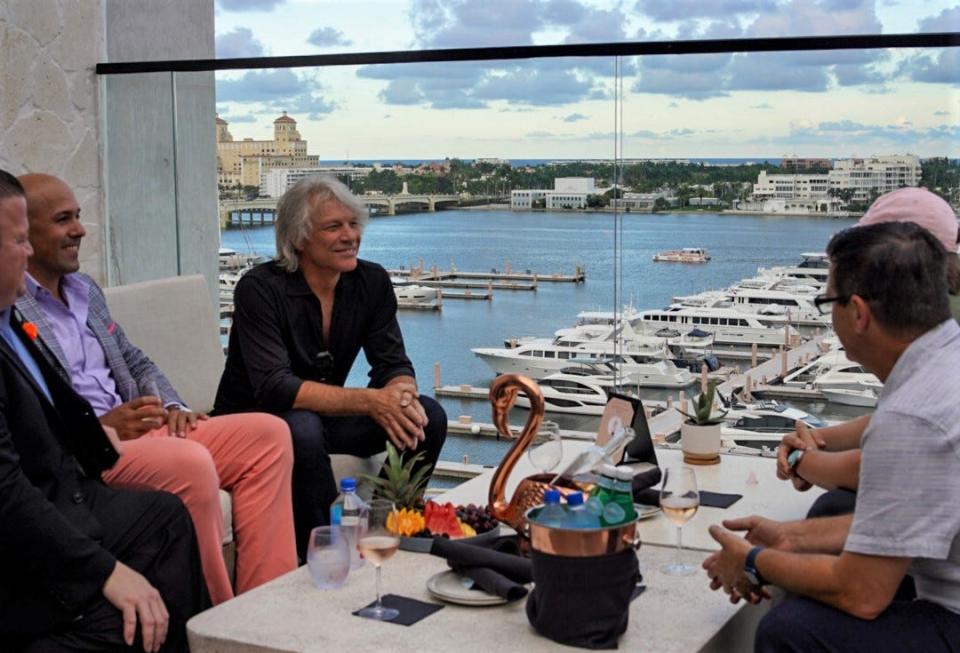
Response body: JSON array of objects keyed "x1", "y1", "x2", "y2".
[
  {"x1": 699, "y1": 491, "x2": 742, "y2": 509},
  {"x1": 352, "y1": 594, "x2": 443, "y2": 626},
  {"x1": 633, "y1": 488, "x2": 742, "y2": 509},
  {"x1": 430, "y1": 536, "x2": 532, "y2": 601}
]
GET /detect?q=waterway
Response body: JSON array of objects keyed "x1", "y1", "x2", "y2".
[{"x1": 222, "y1": 209, "x2": 861, "y2": 465}]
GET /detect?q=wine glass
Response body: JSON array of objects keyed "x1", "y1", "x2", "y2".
[
  {"x1": 306, "y1": 526, "x2": 350, "y2": 590},
  {"x1": 659, "y1": 466, "x2": 700, "y2": 576},
  {"x1": 356, "y1": 500, "x2": 400, "y2": 621},
  {"x1": 528, "y1": 420, "x2": 563, "y2": 474}
]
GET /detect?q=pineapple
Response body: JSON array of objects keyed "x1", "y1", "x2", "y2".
[{"x1": 359, "y1": 442, "x2": 429, "y2": 509}]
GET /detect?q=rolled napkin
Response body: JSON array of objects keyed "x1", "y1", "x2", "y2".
[
  {"x1": 630, "y1": 465, "x2": 662, "y2": 494},
  {"x1": 430, "y1": 536, "x2": 533, "y2": 601}
]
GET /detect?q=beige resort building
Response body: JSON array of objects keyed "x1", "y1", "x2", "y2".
[{"x1": 216, "y1": 112, "x2": 319, "y2": 188}]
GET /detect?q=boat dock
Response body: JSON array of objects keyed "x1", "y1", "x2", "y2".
[{"x1": 388, "y1": 261, "x2": 586, "y2": 286}]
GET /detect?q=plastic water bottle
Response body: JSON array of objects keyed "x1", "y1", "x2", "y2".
[
  {"x1": 564, "y1": 492, "x2": 601, "y2": 529},
  {"x1": 330, "y1": 477, "x2": 365, "y2": 569},
  {"x1": 537, "y1": 488, "x2": 567, "y2": 528},
  {"x1": 602, "y1": 468, "x2": 638, "y2": 526},
  {"x1": 587, "y1": 464, "x2": 618, "y2": 517}
]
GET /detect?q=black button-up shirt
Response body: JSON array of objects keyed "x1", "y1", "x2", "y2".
[{"x1": 214, "y1": 260, "x2": 415, "y2": 415}]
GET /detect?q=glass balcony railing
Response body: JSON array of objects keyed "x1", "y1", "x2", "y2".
[{"x1": 97, "y1": 33, "x2": 958, "y2": 464}]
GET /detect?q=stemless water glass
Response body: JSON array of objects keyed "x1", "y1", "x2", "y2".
[
  {"x1": 356, "y1": 500, "x2": 400, "y2": 621},
  {"x1": 659, "y1": 466, "x2": 700, "y2": 576},
  {"x1": 306, "y1": 526, "x2": 351, "y2": 590},
  {"x1": 528, "y1": 420, "x2": 563, "y2": 474}
]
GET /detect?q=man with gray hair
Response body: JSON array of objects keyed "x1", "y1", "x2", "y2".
[{"x1": 215, "y1": 176, "x2": 447, "y2": 557}]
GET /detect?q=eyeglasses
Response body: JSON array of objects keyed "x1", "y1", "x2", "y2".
[
  {"x1": 813, "y1": 292, "x2": 877, "y2": 315},
  {"x1": 813, "y1": 294, "x2": 847, "y2": 315}
]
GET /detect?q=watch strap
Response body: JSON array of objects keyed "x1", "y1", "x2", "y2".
[{"x1": 745, "y1": 545, "x2": 768, "y2": 586}]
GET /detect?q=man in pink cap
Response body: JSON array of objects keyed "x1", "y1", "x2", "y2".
[
  {"x1": 857, "y1": 187, "x2": 959, "y2": 319},
  {"x1": 775, "y1": 186, "x2": 960, "y2": 522}
]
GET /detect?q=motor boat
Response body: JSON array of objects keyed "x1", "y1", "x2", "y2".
[
  {"x1": 821, "y1": 382, "x2": 882, "y2": 408},
  {"x1": 471, "y1": 340, "x2": 695, "y2": 387},
  {"x1": 653, "y1": 247, "x2": 710, "y2": 263}
]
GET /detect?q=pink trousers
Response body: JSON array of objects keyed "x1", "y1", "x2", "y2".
[{"x1": 102, "y1": 412, "x2": 297, "y2": 605}]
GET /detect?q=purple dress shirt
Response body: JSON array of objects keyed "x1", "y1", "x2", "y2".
[{"x1": 25, "y1": 274, "x2": 122, "y2": 416}]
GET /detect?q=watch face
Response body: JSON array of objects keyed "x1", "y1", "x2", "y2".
[{"x1": 745, "y1": 570, "x2": 761, "y2": 586}]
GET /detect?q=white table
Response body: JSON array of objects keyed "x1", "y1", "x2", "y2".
[
  {"x1": 442, "y1": 443, "x2": 823, "y2": 551},
  {"x1": 188, "y1": 545, "x2": 760, "y2": 653}
]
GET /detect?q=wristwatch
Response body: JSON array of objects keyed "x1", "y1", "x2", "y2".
[
  {"x1": 787, "y1": 447, "x2": 806, "y2": 471},
  {"x1": 744, "y1": 545, "x2": 768, "y2": 587}
]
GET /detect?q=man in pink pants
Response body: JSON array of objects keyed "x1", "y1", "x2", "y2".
[{"x1": 16, "y1": 173, "x2": 297, "y2": 605}]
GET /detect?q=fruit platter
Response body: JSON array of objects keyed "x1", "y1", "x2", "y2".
[
  {"x1": 359, "y1": 443, "x2": 500, "y2": 553},
  {"x1": 390, "y1": 501, "x2": 501, "y2": 553}
]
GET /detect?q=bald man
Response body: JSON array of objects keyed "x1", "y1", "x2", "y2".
[{"x1": 16, "y1": 174, "x2": 297, "y2": 605}]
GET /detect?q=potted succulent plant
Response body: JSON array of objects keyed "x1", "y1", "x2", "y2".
[{"x1": 677, "y1": 380, "x2": 728, "y2": 465}]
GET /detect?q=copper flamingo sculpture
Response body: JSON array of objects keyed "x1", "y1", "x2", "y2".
[{"x1": 487, "y1": 374, "x2": 580, "y2": 534}]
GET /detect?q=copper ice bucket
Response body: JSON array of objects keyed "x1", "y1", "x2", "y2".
[{"x1": 525, "y1": 507, "x2": 642, "y2": 557}]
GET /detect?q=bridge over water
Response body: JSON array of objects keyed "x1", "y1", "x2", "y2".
[{"x1": 219, "y1": 192, "x2": 473, "y2": 228}]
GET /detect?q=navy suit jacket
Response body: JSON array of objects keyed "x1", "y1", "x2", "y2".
[{"x1": 0, "y1": 309, "x2": 120, "y2": 637}]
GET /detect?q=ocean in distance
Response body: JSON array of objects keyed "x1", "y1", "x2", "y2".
[{"x1": 222, "y1": 209, "x2": 858, "y2": 465}]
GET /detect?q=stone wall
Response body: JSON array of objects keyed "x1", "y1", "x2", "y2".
[
  {"x1": 0, "y1": 0, "x2": 106, "y2": 281},
  {"x1": 0, "y1": 0, "x2": 217, "y2": 300}
]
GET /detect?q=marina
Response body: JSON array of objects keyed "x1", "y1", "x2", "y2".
[{"x1": 221, "y1": 208, "x2": 869, "y2": 465}]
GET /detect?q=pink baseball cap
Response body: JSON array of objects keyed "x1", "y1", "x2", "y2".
[{"x1": 858, "y1": 187, "x2": 959, "y2": 252}]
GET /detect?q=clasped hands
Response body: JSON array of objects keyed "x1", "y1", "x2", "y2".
[
  {"x1": 100, "y1": 396, "x2": 209, "y2": 441},
  {"x1": 776, "y1": 420, "x2": 826, "y2": 491},
  {"x1": 703, "y1": 515, "x2": 790, "y2": 605},
  {"x1": 369, "y1": 382, "x2": 428, "y2": 452}
]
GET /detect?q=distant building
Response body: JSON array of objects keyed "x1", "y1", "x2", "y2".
[
  {"x1": 610, "y1": 190, "x2": 673, "y2": 211},
  {"x1": 259, "y1": 166, "x2": 371, "y2": 198},
  {"x1": 475, "y1": 158, "x2": 510, "y2": 167},
  {"x1": 751, "y1": 154, "x2": 920, "y2": 206},
  {"x1": 510, "y1": 177, "x2": 595, "y2": 210},
  {"x1": 216, "y1": 112, "x2": 320, "y2": 188},
  {"x1": 781, "y1": 156, "x2": 833, "y2": 172},
  {"x1": 828, "y1": 154, "x2": 921, "y2": 202},
  {"x1": 753, "y1": 171, "x2": 831, "y2": 200}
]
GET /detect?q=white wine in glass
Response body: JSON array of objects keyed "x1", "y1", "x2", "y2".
[
  {"x1": 659, "y1": 466, "x2": 700, "y2": 576},
  {"x1": 356, "y1": 500, "x2": 400, "y2": 621}
]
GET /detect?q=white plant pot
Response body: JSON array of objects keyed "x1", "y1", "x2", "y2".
[{"x1": 681, "y1": 422, "x2": 722, "y2": 465}]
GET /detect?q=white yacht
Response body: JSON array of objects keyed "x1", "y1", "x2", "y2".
[
  {"x1": 471, "y1": 339, "x2": 695, "y2": 387},
  {"x1": 637, "y1": 305, "x2": 799, "y2": 347},
  {"x1": 219, "y1": 271, "x2": 243, "y2": 303},
  {"x1": 756, "y1": 252, "x2": 830, "y2": 286},
  {"x1": 821, "y1": 384, "x2": 881, "y2": 408},
  {"x1": 512, "y1": 372, "x2": 612, "y2": 415}
]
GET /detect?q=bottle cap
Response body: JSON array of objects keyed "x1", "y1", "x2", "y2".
[
  {"x1": 566, "y1": 492, "x2": 584, "y2": 506},
  {"x1": 543, "y1": 489, "x2": 561, "y2": 504},
  {"x1": 340, "y1": 477, "x2": 357, "y2": 492}
]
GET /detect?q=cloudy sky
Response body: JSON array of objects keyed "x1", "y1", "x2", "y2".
[{"x1": 214, "y1": 0, "x2": 959, "y2": 160}]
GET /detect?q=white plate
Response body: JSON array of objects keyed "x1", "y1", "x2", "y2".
[
  {"x1": 636, "y1": 504, "x2": 661, "y2": 520},
  {"x1": 426, "y1": 570, "x2": 509, "y2": 606}
]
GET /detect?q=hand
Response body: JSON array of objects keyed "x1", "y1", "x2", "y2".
[
  {"x1": 703, "y1": 526, "x2": 770, "y2": 604},
  {"x1": 368, "y1": 383, "x2": 427, "y2": 452},
  {"x1": 721, "y1": 515, "x2": 793, "y2": 551},
  {"x1": 102, "y1": 561, "x2": 169, "y2": 652},
  {"x1": 100, "y1": 398, "x2": 167, "y2": 441},
  {"x1": 776, "y1": 420, "x2": 825, "y2": 484},
  {"x1": 166, "y1": 407, "x2": 208, "y2": 438}
]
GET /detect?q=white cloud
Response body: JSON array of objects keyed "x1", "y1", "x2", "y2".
[{"x1": 215, "y1": 27, "x2": 266, "y2": 58}]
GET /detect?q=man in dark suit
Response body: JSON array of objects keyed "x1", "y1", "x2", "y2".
[{"x1": 0, "y1": 169, "x2": 205, "y2": 652}]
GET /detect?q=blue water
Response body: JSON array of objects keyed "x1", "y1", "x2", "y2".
[{"x1": 223, "y1": 209, "x2": 858, "y2": 464}]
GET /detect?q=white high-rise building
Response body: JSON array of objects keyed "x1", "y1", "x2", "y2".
[
  {"x1": 751, "y1": 154, "x2": 921, "y2": 204},
  {"x1": 828, "y1": 154, "x2": 921, "y2": 202}
]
